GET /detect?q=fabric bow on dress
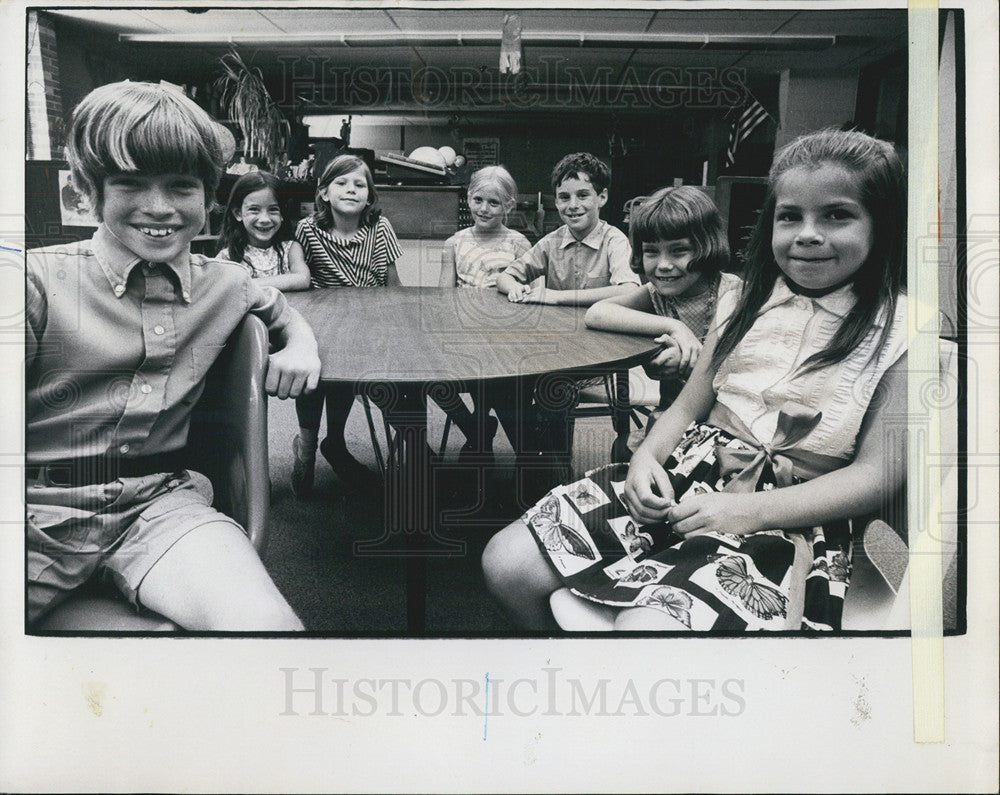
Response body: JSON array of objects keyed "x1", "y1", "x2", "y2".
[{"x1": 709, "y1": 401, "x2": 846, "y2": 492}]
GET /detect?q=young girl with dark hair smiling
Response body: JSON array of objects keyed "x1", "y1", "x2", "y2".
[{"x1": 483, "y1": 129, "x2": 908, "y2": 632}]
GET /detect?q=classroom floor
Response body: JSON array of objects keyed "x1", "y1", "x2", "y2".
[{"x1": 260, "y1": 385, "x2": 644, "y2": 635}]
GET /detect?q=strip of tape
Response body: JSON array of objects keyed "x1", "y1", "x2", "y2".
[{"x1": 907, "y1": 0, "x2": 945, "y2": 744}]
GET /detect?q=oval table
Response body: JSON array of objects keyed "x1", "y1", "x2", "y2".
[{"x1": 287, "y1": 287, "x2": 657, "y2": 633}]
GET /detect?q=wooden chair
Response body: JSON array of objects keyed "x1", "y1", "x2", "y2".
[
  {"x1": 550, "y1": 340, "x2": 960, "y2": 632},
  {"x1": 33, "y1": 315, "x2": 271, "y2": 632}
]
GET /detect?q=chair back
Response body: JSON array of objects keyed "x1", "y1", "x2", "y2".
[{"x1": 185, "y1": 314, "x2": 271, "y2": 551}]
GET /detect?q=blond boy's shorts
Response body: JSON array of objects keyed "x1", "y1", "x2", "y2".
[{"x1": 26, "y1": 469, "x2": 243, "y2": 624}]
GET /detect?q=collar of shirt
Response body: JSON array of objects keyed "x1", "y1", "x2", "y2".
[
  {"x1": 558, "y1": 220, "x2": 606, "y2": 250},
  {"x1": 91, "y1": 224, "x2": 194, "y2": 303},
  {"x1": 764, "y1": 276, "x2": 876, "y2": 324}
]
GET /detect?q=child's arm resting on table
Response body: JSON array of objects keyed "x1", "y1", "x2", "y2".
[
  {"x1": 254, "y1": 241, "x2": 311, "y2": 292},
  {"x1": 522, "y1": 282, "x2": 635, "y2": 307},
  {"x1": 624, "y1": 329, "x2": 720, "y2": 524},
  {"x1": 253, "y1": 282, "x2": 320, "y2": 398},
  {"x1": 265, "y1": 306, "x2": 321, "y2": 398},
  {"x1": 496, "y1": 270, "x2": 530, "y2": 301},
  {"x1": 585, "y1": 287, "x2": 702, "y2": 370},
  {"x1": 439, "y1": 243, "x2": 457, "y2": 288},
  {"x1": 665, "y1": 353, "x2": 908, "y2": 538}
]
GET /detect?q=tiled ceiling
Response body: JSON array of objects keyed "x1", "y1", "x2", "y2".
[{"x1": 47, "y1": 6, "x2": 907, "y2": 110}]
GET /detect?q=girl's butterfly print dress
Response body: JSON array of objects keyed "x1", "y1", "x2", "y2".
[{"x1": 522, "y1": 280, "x2": 909, "y2": 631}]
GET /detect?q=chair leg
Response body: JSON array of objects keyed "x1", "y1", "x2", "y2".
[
  {"x1": 439, "y1": 415, "x2": 452, "y2": 456},
  {"x1": 361, "y1": 394, "x2": 388, "y2": 475}
]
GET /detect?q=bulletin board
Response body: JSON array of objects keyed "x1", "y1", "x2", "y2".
[
  {"x1": 462, "y1": 137, "x2": 499, "y2": 169},
  {"x1": 24, "y1": 160, "x2": 97, "y2": 250}
]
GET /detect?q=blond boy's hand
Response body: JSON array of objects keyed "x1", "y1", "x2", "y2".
[{"x1": 265, "y1": 346, "x2": 321, "y2": 399}]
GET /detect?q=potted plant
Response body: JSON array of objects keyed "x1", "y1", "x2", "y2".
[{"x1": 212, "y1": 49, "x2": 290, "y2": 171}]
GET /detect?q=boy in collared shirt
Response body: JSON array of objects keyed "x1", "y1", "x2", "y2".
[
  {"x1": 495, "y1": 154, "x2": 639, "y2": 496},
  {"x1": 26, "y1": 81, "x2": 321, "y2": 630},
  {"x1": 497, "y1": 152, "x2": 639, "y2": 305}
]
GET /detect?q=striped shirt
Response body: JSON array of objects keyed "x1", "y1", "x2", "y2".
[{"x1": 295, "y1": 215, "x2": 402, "y2": 288}]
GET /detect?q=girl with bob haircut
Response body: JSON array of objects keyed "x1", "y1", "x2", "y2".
[
  {"x1": 484, "y1": 128, "x2": 908, "y2": 632},
  {"x1": 586, "y1": 185, "x2": 740, "y2": 434}
]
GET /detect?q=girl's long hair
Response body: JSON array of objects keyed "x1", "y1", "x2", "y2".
[
  {"x1": 217, "y1": 170, "x2": 291, "y2": 265},
  {"x1": 712, "y1": 128, "x2": 906, "y2": 374},
  {"x1": 313, "y1": 154, "x2": 382, "y2": 230}
]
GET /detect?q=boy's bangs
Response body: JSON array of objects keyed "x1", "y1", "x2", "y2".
[{"x1": 115, "y1": 105, "x2": 218, "y2": 181}]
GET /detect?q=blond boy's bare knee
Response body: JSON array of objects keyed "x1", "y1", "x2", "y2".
[{"x1": 138, "y1": 519, "x2": 303, "y2": 631}]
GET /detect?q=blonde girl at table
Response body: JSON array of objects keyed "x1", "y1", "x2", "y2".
[
  {"x1": 291, "y1": 154, "x2": 402, "y2": 496},
  {"x1": 437, "y1": 165, "x2": 531, "y2": 458},
  {"x1": 585, "y1": 186, "x2": 742, "y2": 440},
  {"x1": 483, "y1": 128, "x2": 908, "y2": 631},
  {"x1": 216, "y1": 170, "x2": 311, "y2": 291}
]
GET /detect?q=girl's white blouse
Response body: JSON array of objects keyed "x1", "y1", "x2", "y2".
[{"x1": 712, "y1": 277, "x2": 908, "y2": 460}]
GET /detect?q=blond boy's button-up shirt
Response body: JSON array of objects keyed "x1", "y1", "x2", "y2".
[{"x1": 26, "y1": 225, "x2": 292, "y2": 464}]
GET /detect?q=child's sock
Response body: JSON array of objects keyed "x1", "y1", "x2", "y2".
[{"x1": 297, "y1": 428, "x2": 319, "y2": 453}]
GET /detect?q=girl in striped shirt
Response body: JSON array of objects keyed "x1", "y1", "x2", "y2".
[{"x1": 292, "y1": 154, "x2": 402, "y2": 496}]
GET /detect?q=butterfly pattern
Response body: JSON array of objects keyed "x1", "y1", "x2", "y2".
[
  {"x1": 619, "y1": 564, "x2": 660, "y2": 584},
  {"x1": 525, "y1": 420, "x2": 854, "y2": 631},
  {"x1": 527, "y1": 496, "x2": 596, "y2": 560},
  {"x1": 827, "y1": 551, "x2": 850, "y2": 583},
  {"x1": 637, "y1": 586, "x2": 694, "y2": 629},
  {"x1": 809, "y1": 551, "x2": 850, "y2": 583},
  {"x1": 567, "y1": 481, "x2": 602, "y2": 509},
  {"x1": 715, "y1": 555, "x2": 788, "y2": 621},
  {"x1": 622, "y1": 520, "x2": 653, "y2": 556}
]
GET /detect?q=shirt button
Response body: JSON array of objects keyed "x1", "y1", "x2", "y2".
[
  {"x1": 182, "y1": 291, "x2": 191, "y2": 301},
  {"x1": 119, "y1": 444, "x2": 130, "y2": 454},
  {"x1": 153, "y1": 325, "x2": 165, "y2": 335},
  {"x1": 140, "y1": 384, "x2": 152, "y2": 394},
  {"x1": 114, "y1": 284, "x2": 125, "y2": 296}
]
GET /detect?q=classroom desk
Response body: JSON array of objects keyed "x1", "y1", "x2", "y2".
[{"x1": 286, "y1": 287, "x2": 657, "y2": 633}]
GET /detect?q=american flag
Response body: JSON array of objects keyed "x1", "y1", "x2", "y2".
[{"x1": 725, "y1": 97, "x2": 771, "y2": 167}]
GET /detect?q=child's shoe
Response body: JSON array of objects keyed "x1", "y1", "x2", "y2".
[
  {"x1": 291, "y1": 434, "x2": 316, "y2": 498},
  {"x1": 319, "y1": 437, "x2": 383, "y2": 493}
]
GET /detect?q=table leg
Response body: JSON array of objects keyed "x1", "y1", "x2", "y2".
[
  {"x1": 611, "y1": 369, "x2": 633, "y2": 463},
  {"x1": 354, "y1": 384, "x2": 463, "y2": 634}
]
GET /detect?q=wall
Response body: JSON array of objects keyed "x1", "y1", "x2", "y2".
[
  {"x1": 26, "y1": 12, "x2": 65, "y2": 158},
  {"x1": 775, "y1": 71, "x2": 859, "y2": 148},
  {"x1": 348, "y1": 110, "x2": 726, "y2": 228}
]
